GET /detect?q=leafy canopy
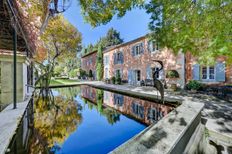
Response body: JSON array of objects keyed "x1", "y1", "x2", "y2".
[
  {"x1": 41, "y1": 15, "x2": 82, "y2": 62},
  {"x1": 78, "y1": 0, "x2": 232, "y2": 63}
]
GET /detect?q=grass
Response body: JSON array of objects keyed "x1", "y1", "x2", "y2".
[{"x1": 50, "y1": 79, "x2": 79, "y2": 86}]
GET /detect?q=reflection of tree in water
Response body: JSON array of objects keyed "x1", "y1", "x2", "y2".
[
  {"x1": 29, "y1": 95, "x2": 82, "y2": 154},
  {"x1": 56, "y1": 87, "x2": 81, "y2": 100},
  {"x1": 83, "y1": 89, "x2": 121, "y2": 125}
]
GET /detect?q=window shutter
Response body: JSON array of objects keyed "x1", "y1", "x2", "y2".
[
  {"x1": 140, "y1": 43, "x2": 144, "y2": 54},
  {"x1": 131, "y1": 46, "x2": 135, "y2": 56},
  {"x1": 146, "y1": 65, "x2": 151, "y2": 79},
  {"x1": 113, "y1": 53, "x2": 116, "y2": 64},
  {"x1": 216, "y1": 62, "x2": 226, "y2": 82},
  {"x1": 128, "y1": 70, "x2": 132, "y2": 84},
  {"x1": 147, "y1": 41, "x2": 151, "y2": 52},
  {"x1": 120, "y1": 52, "x2": 124, "y2": 64},
  {"x1": 192, "y1": 64, "x2": 200, "y2": 80}
]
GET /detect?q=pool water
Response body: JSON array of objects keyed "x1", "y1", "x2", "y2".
[{"x1": 29, "y1": 85, "x2": 174, "y2": 154}]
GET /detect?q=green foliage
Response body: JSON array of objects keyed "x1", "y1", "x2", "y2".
[
  {"x1": 96, "y1": 45, "x2": 104, "y2": 80},
  {"x1": 166, "y1": 70, "x2": 179, "y2": 78},
  {"x1": 115, "y1": 71, "x2": 121, "y2": 84},
  {"x1": 69, "y1": 69, "x2": 78, "y2": 78},
  {"x1": 186, "y1": 80, "x2": 202, "y2": 91},
  {"x1": 89, "y1": 70, "x2": 93, "y2": 78},
  {"x1": 111, "y1": 76, "x2": 116, "y2": 84},
  {"x1": 79, "y1": 0, "x2": 232, "y2": 63},
  {"x1": 80, "y1": 69, "x2": 87, "y2": 77},
  {"x1": 78, "y1": 0, "x2": 144, "y2": 27},
  {"x1": 96, "y1": 28, "x2": 123, "y2": 48}
]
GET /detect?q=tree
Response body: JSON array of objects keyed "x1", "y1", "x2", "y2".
[
  {"x1": 96, "y1": 45, "x2": 104, "y2": 80},
  {"x1": 35, "y1": 15, "x2": 82, "y2": 99},
  {"x1": 96, "y1": 28, "x2": 123, "y2": 48},
  {"x1": 78, "y1": 0, "x2": 232, "y2": 63}
]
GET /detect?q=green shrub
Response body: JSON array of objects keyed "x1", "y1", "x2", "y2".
[
  {"x1": 186, "y1": 80, "x2": 202, "y2": 90},
  {"x1": 89, "y1": 70, "x2": 93, "y2": 78},
  {"x1": 166, "y1": 70, "x2": 179, "y2": 78},
  {"x1": 111, "y1": 76, "x2": 116, "y2": 84},
  {"x1": 115, "y1": 72, "x2": 121, "y2": 84}
]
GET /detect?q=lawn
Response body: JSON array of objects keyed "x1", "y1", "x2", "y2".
[{"x1": 50, "y1": 79, "x2": 79, "y2": 86}]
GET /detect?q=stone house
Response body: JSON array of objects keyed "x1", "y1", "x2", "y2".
[
  {"x1": 81, "y1": 50, "x2": 97, "y2": 79},
  {"x1": 103, "y1": 35, "x2": 186, "y2": 88},
  {"x1": 103, "y1": 35, "x2": 232, "y2": 88}
]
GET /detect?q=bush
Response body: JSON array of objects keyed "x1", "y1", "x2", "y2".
[
  {"x1": 186, "y1": 80, "x2": 202, "y2": 91},
  {"x1": 115, "y1": 72, "x2": 121, "y2": 84},
  {"x1": 166, "y1": 70, "x2": 179, "y2": 78},
  {"x1": 89, "y1": 70, "x2": 93, "y2": 78},
  {"x1": 111, "y1": 76, "x2": 116, "y2": 84}
]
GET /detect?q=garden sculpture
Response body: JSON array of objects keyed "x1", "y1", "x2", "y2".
[{"x1": 152, "y1": 60, "x2": 165, "y2": 103}]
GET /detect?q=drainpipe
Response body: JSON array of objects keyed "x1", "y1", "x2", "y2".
[{"x1": 13, "y1": 28, "x2": 17, "y2": 109}]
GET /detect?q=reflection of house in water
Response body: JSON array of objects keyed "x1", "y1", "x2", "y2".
[
  {"x1": 80, "y1": 85, "x2": 174, "y2": 125},
  {"x1": 81, "y1": 85, "x2": 97, "y2": 103},
  {"x1": 103, "y1": 91, "x2": 174, "y2": 125}
]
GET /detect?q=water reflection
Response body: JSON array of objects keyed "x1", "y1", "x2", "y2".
[
  {"x1": 29, "y1": 94, "x2": 82, "y2": 153},
  {"x1": 81, "y1": 85, "x2": 174, "y2": 125},
  {"x1": 29, "y1": 85, "x2": 174, "y2": 154}
]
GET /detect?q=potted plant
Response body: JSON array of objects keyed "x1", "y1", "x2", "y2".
[
  {"x1": 166, "y1": 70, "x2": 179, "y2": 91},
  {"x1": 186, "y1": 80, "x2": 202, "y2": 92}
]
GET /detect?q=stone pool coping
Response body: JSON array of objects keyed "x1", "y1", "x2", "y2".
[
  {"x1": 0, "y1": 97, "x2": 31, "y2": 154},
  {"x1": 82, "y1": 82, "x2": 204, "y2": 153}
]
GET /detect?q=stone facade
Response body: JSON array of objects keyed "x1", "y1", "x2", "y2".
[
  {"x1": 81, "y1": 51, "x2": 97, "y2": 79},
  {"x1": 103, "y1": 36, "x2": 186, "y2": 88}
]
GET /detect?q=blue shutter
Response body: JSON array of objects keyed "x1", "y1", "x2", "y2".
[
  {"x1": 140, "y1": 43, "x2": 144, "y2": 54},
  {"x1": 147, "y1": 41, "x2": 151, "y2": 52},
  {"x1": 113, "y1": 53, "x2": 116, "y2": 64},
  {"x1": 120, "y1": 52, "x2": 124, "y2": 64},
  {"x1": 216, "y1": 62, "x2": 226, "y2": 82},
  {"x1": 131, "y1": 46, "x2": 135, "y2": 56},
  {"x1": 146, "y1": 65, "x2": 151, "y2": 79},
  {"x1": 128, "y1": 70, "x2": 132, "y2": 84},
  {"x1": 192, "y1": 64, "x2": 200, "y2": 80}
]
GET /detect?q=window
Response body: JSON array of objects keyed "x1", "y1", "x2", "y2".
[
  {"x1": 202, "y1": 67, "x2": 207, "y2": 79},
  {"x1": 152, "y1": 41, "x2": 159, "y2": 51},
  {"x1": 152, "y1": 67, "x2": 160, "y2": 79},
  {"x1": 209, "y1": 67, "x2": 215, "y2": 79},
  {"x1": 201, "y1": 66, "x2": 215, "y2": 80},
  {"x1": 132, "y1": 43, "x2": 143, "y2": 56},
  {"x1": 135, "y1": 45, "x2": 140, "y2": 55},
  {"x1": 104, "y1": 55, "x2": 109, "y2": 65},
  {"x1": 117, "y1": 52, "x2": 120, "y2": 61}
]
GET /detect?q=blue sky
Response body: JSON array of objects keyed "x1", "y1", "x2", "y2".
[{"x1": 63, "y1": 0, "x2": 151, "y2": 46}]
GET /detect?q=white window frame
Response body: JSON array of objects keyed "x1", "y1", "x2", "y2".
[
  {"x1": 134, "y1": 44, "x2": 142, "y2": 56},
  {"x1": 201, "y1": 66, "x2": 215, "y2": 81},
  {"x1": 152, "y1": 41, "x2": 159, "y2": 52}
]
